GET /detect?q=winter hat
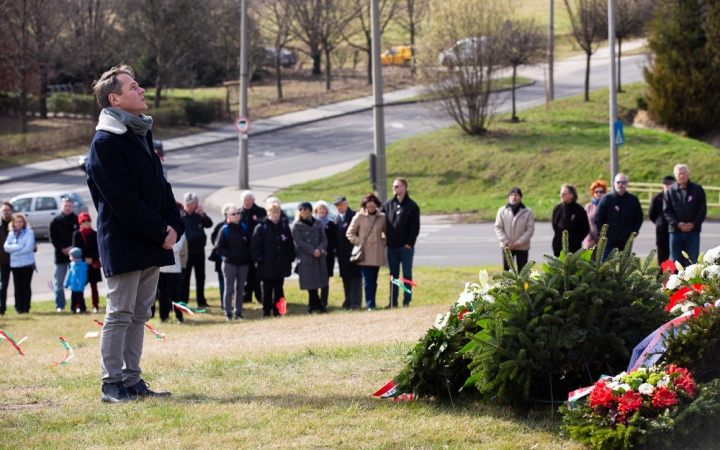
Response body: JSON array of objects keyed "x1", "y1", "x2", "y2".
[
  {"x1": 333, "y1": 196, "x2": 347, "y2": 205},
  {"x1": 78, "y1": 212, "x2": 91, "y2": 224},
  {"x1": 662, "y1": 175, "x2": 676, "y2": 184},
  {"x1": 508, "y1": 187, "x2": 523, "y2": 197},
  {"x1": 183, "y1": 192, "x2": 197, "y2": 203},
  {"x1": 265, "y1": 196, "x2": 281, "y2": 207},
  {"x1": 298, "y1": 201, "x2": 312, "y2": 211},
  {"x1": 69, "y1": 247, "x2": 83, "y2": 260}
]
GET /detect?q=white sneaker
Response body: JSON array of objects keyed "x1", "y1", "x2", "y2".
[
  {"x1": 92, "y1": 307, "x2": 98, "y2": 314},
  {"x1": 76, "y1": 308, "x2": 81, "y2": 314},
  {"x1": 56, "y1": 308, "x2": 62, "y2": 313}
]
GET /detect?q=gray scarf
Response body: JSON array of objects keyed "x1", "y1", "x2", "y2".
[{"x1": 101, "y1": 107, "x2": 153, "y2": 154}]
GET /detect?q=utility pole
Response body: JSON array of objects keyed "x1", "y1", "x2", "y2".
[
  {"x1": 238, "y1": 0, "x2": 250, "y2": 189},
  {"x1": 608, "y1": 0, "x2": 619, "y2": 185},
  {"x1": 548, "y1": 0, "x2": 554, "y2": 101},
  {"x1": 371, "y1": 0, "x2": 387, "y2": 202}
]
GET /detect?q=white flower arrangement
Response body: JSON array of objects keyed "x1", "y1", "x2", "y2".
[
  {"x1": 666, "y1": 274, "x2": 682, "y2": 290},
  {"x1": 638, "y1": 383, "x2": 655, "y2": 395},
  {"x1": 703, "y1": 246, "x2": 720, "y2": 264},
  {"x1": 434, "y1": 313, "x2": 449, "y2": 330},
  {"x1": 681, "y1": 264, "x2": 703, "y2": 281}
]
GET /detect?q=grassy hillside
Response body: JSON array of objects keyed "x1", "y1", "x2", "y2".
[{"x1": 277, "y1": 83, "x2": 720, "y2": 221}]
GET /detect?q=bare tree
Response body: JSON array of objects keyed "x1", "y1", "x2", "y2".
[
  {"x1": 564, "y1": 0, "x2": 605, "y2": 101},
  {"x1": 318, "y1": 0, "x2": 360, "y2": 91},
  {"x1": 125, "y1": 0, "x2": 211, "y2": 108},
  {"x1": 0, "y1": 0, "x2": 67, "y2": 131},
  {"x1": 599, "y1": 0, "x2": 654, "y2": 92},
  {"x1": 261, "y1": 0, "x2": 293, "y2": 99},
  {"x1": 418, "y1": 0, "x2": 509, "y2": 135},
  {"x1": 395, "y1": 0, "x2": 429, "y2": 73},
  {"x1": 288, "y1": 0, "x2": 324, "y2": 75},
  {"x1": 501, "y1": 19, "x2": 546, "y2": 122},
  {"x1": 62, "y1": 0, "x2": 123, "y2": 116},
  {"x1": 343, "y1": 0, "x2": 400, "y2": 84}
]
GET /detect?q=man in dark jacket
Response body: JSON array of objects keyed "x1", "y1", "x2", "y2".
[
  {"x1": 181, "y1": 192, "x2": 213, "y2": 308},
  {"x1": 594, "y1": 173, "x2": 644, "y2": 260},
  {"x1": 664, "y1": 164, "x2": 707, "y2": 266},
  {"x1": 381, "y1": 177, "x2": 420, "y2": 308},
  {"x1": 49, "y1": 198, "x2": 78, "y2": 312},
  {"x1": 649, "y1": 175, "x2": 675, "y2": 265},
  {"x1": 0, "y1": 202, "x2": 13, "y2": 315},
  {"x1": 239, "y1": 190, "x2": 266, "y2": 304},
  {"x1": 333, "y1": 196, "x2": 362, "y2": 309},
  {"x1": 87, "y1": 64, "x2": 185, "y2": 403}
]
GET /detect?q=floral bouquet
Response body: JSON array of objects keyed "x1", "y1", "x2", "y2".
[
  {"x1": 663, "y1": 247, "x2": 720, "y2": 316},
  {"x1": 562, "y1": 365, "x2": 697, "y2": 449}
]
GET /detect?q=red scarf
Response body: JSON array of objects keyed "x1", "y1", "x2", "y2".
[{"x1": 79, "y1": 226, "x2": 93, "y2": 245}]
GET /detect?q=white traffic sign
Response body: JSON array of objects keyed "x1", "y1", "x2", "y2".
[{"x1": 234, "y1": 116, "x2": 251, "y2": 134}]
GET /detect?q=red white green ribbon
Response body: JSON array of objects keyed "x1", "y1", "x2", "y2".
[
  {"x1": 172, "y1": 302, "x2": 203, "y2": 316},
  {"x1": 51, "y1": 337, "x2": 74, "y2": 366},
  {"x1": 397, "y1": 278, "x2": 418, "y2": 287},
  {"x1": 371, "y1": 380, "x2": 414, "y2": 401},
  {"x1": 144, "y1": 323, "x2": 166, "y2": 340},
  {"x1": 390, "y1": 277, "x2": 412, "y2": 295},
  {"x1": 0, "y1": 330, "x2": 26, "y2": 356}
]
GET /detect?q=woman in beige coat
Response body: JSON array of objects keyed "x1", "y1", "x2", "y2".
[{"x1": 346, "y1": 193, "x2": 386, "y2": 310}]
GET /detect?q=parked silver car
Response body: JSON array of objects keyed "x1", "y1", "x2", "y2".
[{"x1": 10, "y1": 191, "x2": 89, "y2": 239}]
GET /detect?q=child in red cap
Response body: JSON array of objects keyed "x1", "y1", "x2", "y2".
[{"x1": 72, "y1": 212, "x2": 103, "y2": 313}]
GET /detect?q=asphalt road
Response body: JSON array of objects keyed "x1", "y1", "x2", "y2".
[{"x1": 0, "y1": 52, "x2": 667, "y2": 302}]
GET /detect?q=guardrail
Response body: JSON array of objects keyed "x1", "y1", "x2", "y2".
[{"x1": 629, "y1": 182, "x2": 720, "y2": 207}]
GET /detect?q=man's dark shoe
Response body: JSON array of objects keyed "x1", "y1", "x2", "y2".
[
  {"x1": 101, "y1": 381, "x2": 137, "y2": 403},
  {"x1": 126, "y1": 379, "x2": 172, "y2": 398}
]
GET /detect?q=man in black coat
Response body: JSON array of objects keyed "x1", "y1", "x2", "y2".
[
  {"x1": 333, "y1": 196, "x2": 362, "y2": 309},
  {"x1": 0, "y1": 202, "x2": 13, "y2": 316},
  {"x1": 49, "y1": 198, "x2": 78, "y2": 312},
  {"x1": 181, "y1": 192, "x2": 213, "y2": 308},
  {"x1": 87, "y1": 64, "x2": 185, "y2": 403},
  {"x1": 381, "y1": 177, "x2": 420, "y2": 308},
  {"x1": 239, "y1": 190, "x2": 266, "y2": 304},
  {"x1": 594, "y1": 173, "x2": 644, "y2": 260},
  {"x1": 664, "y1": 164, "x2": 707, "y2": 266},
  {"x1": 648, "y1": 175, "x2": 675, "y2": 265}
]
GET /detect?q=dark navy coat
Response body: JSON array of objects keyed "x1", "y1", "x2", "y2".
[
  {"x1": 251, "y1": 217, "x2": 295, "y2": 280},
  {"x1": 86, "y1": 127, "x2": 185, "y2": 277}
]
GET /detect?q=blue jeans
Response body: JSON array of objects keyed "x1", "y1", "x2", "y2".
[
  {"x1": 670, "y1": 232, "x2": 700, "y2": 267},
  {"x1": 360, "y1": 266, "x2": 380, "y2": 309},
  {"x1": 54, "y1": 263, "x2": 69, "y2": 310},
  {"x1": 387, "y1": 246, "x2": 414, "y2": 306}
]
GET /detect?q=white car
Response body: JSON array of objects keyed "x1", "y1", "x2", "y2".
[
  {"x1": 438, "y1": 36, "x2": 489, "y2": 66},
  {"x1": 10, "y1": 191, "x2": 89, "y2": 239}
]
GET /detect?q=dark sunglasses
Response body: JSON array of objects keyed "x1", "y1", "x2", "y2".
[
  {"x1": 81, "y1": 219, "x2": 91, "y2": 223},
  {"x1": 593, "y1": 190, "x2": 606, "y2": 194},
  {"x1": 616, "y1": 180, "x2": 628, "y2": 184}
]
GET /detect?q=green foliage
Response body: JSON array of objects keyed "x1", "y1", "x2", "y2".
[
  {"x1": 644, "y1": 0, "x2": 720, "y2": 137},
  {"x1": 561, "y1": 378, "x2": 720, "y2": 449},
  {"x1": 184, "y1": 100, "x2": 217, "y2": 126},
  {"x1": 46, "y1": 94, "x2": 94, "y2": 116},
  {"x1": 663, "y1": 308, "x2": 720, "y2": 383},
  {"x1": 150, "y1": 106, "x2": 186, "y2": 127},
  {"x1": 635, "y1": 96, "x2": 648, "y2": 111},
  {"x1": 393, "y1": 302, "x2": 481, "y2": 400},
  {"x1": 464, "y1": 228, "x2": 669, "y2": 408}
]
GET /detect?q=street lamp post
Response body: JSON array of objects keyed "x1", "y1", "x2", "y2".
[
  {"x1": 548, "y1": 0, "x2": 554, "y2": 101},
  {"x1": 238, "y1": 0, "x2": 250, "y2": 189},
  {"x1": 608, "y1": 0, "x2": 619, "y2": 185},
  {"x1": 371, "y1": 0, "x2": 387, "y2": 202}
]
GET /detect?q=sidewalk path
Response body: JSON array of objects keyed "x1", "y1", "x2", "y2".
[{"x1": 0, "y1": 87, "x2": 420, "y2": 185}]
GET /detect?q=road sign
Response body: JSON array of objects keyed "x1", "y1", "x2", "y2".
[
  {"x1": 234, "y1": 116, "x2": 250, "y2": 134},
  {"x1": 613, "y1": 121, "x2": 625, "y2": 146}
]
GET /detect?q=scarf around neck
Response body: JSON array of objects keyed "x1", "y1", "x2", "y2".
[
  {"x1": 314, "y1": 214, "x2": 330, "y2": 227},
  {"x1": 102, "y1": 107, "x2": 153, "y2": 136}
]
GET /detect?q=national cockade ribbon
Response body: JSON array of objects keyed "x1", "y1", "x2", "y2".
[
  {"x1": 172, "y1": 302, "x2": 204, "y2": 316},
  {"x1": 0, "y1": 330, "x2": 26, "y2": 356},
  {"x1": 390, "y1": 277, "x2": 412, "y2": 295},
  {"x1": 95, "y1": 319, "x2": 166, "y2": 339},
  {"x1": 51, "y1": 337, "x2": 74, "y2": 366}
]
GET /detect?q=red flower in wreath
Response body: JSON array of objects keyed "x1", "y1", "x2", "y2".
[
  {"x1": 458, "y1": 308, "x2": 470, "y2": 321},
  {"x1": 617, "y1": 390, "x2": 643, "y2": 414},
  {"x1": 666, "y1": 284, "x2": 705, "y2": 312},
  {"x1": 589, "y1": 381, "x2": 615, "y2": 408},
  {"x1": 666, "y1": 365, "x2": 691, "y2": 378},
  {"x1": 674, "y1": 375, "x2": 696, "y2": 397},
  {"x1": 652, "y1": 387, "x2": 679, "y2": 408}
]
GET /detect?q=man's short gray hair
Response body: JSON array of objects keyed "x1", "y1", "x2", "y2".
[
  {"x1": 674, "y1": 164, "x2": 690, "y2": 176},
  {"x1": 221, "y1": 202, "x2": 238, "y2": 217},
  {"x1": 92, "y1": 64, "x2": 134, "y2": 109},
  {"x1": 615, "y1": 172, "x2": 628, "y2": 181},
  {"x1": 240, "y1": 190, "x2": 254, "y2": 200}
]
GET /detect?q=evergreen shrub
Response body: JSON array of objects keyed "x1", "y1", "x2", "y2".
[
  {"x1": 184, "y1": 100, "x2": 216, "y2": 126},
  {"x1": 151, "y1": 106, "x2": 185, "y2": 127}
]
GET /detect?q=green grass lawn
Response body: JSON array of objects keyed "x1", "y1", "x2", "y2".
[{"x1": 277, "y1": 82, "x2": 720, "y2": 221}]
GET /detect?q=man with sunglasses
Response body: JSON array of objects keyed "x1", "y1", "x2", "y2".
[
  {"x1": 49, "y1": 197, "x2": 78, "y2": 312},
  {"x1": 594, "y1": 173, "x2": 644, "y2": 260}
]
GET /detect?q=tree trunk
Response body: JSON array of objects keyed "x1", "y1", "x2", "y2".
[
  {"x1": 617, "y1": 38, "x2": 623, "y2": 93},
  {"x1": 584, "y1": 52, "x2": 591, "y2": 102},
  {"x1": 312, "y1": 51, "x2": 322, "y2": 75},
  {"x1": 38, "y1": 66, "x2": 48, "y2": 119},
  {"x1": 366, "y1": 37, "x2": 372, "y2": 85},
  {"x1": 154, "y1": 73, "x2": 163, "y2": 109},
  {"x1": 19, "y1": 79, "x2": 28, "y2": 134},
  {"x1": 511, "y1": 65, "x2": 518, "y2": 122},
  {"x1": 275, "y1": 50, "x2": 283, "y2": 100},
  {"x1": 325, "y1": 48, "x2": 332, "y2": 91},
  {"x1": 410, "y1": 21, "x2": 416, "y2": 76}
]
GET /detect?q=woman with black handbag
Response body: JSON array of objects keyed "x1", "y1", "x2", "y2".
[{"x1": 346, "y1": 193, "x2": 386, "y2": 311}]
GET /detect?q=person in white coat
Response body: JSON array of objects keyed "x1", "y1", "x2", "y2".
[
  {"x1": 494, "y1": 187, "x2": 535, "y2": 271},
  {"x1": 3, "y1": 213, "x2": 35, "y2": 314},
  {"x1": 158, "y1": 232, "x2": 186, "y2": 323}
]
